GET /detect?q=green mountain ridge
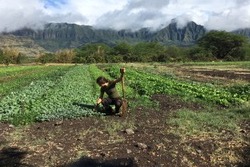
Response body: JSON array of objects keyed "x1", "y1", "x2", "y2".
[
  {"x1": 1, "y1": 21, "x2": 250, "y2": 56},
  {"x1": 2, "y1": 21, "x2": 206, "y2": 51}
]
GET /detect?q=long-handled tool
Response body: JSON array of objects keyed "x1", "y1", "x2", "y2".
[
  {"x1": 120, "y1": 68, "x2": 128, "y2": 116},
  {"x1": 121, "y1": 69, "x2": 125, "y2": 99}
]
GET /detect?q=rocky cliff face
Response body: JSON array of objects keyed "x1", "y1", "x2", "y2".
[
  {"x1": 2, "y1": 21, "x2": 249, "y2": 52},
  {"x1": 153, "y1": 21, "x2": 206, "y2": 44},
  {"x1": 4, "y1": 21, "x2": 206, "y2": 51},
  {"x1": 232, "y1": 28, "x2": 250, "y2": 38}
]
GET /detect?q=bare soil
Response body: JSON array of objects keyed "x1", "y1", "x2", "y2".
[
  {"x1": 0, "y1": 67, "x2": 249, "y2": 167},
  {"x1": 175, "y1": 66, "x2": 250, "y2": 83}
]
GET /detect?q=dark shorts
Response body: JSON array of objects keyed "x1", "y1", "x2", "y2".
[{"x1": 101, "y1": 97, "x2": 123, "y2": 112}]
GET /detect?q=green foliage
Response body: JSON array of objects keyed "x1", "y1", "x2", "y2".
[
  {"x1": 55, "y1": 49, "x2": 76, "y2": 63},
  {"x1": 109, "y1": 42, "x2": 132, "y2": 62},
  {"x1": 0, "y1": 63, "x2": 249, "y2": 126},
  {"x1": 0, "y1": 65, "x2": 104, "y2": 125},
  {"x1": 242, "y1": 43, "x2": 250, "y2": 61},
  {"x1": 74, "y1": 43, "x2": 111, "y2": 63},
  {"x1": 0, "y1": 65, "x2": 71, "y2": 98},
  {"x1": 112, "y1": 42, "x2": 132, "y2": 56},
  {"x1": 38, "y1": 53, "x2": 56, "y2": 64},
  {"x1": 73, "y1": 42, "x2": 184, "y2": 63},
  {"x1": 107, "y1": 66, "x2": 248, "y2": 107},
  {"x1": 131, "y1": 42, "x2": 166, "y2": 62},
  {"x1": 16, "y1": 53, "x2": 27, "y2": 64},
  {"x1": 0, "y1": 48, "x2": 29, "y2": 65},
  {"x1": 198, "y1": 31, "x2": 247, "y2": 60},
  {"x1": 33, "y1": 38, "x2": 250, "y2": 63},
  {"x1": 187, "y1": 46, "x2": 215, "y2": 61},
  {"x1": 1, "y1": 54, "x2": 11, "y2": 66},
  {"x1": 164, "y1": 46, "x2": 185, "y2": 62},
  {"x1": 0, "y1": 49, "x2": 3, "y2": 62},
  {"x1": 226, "y1": 84, "x2": 250, "y2": 101}
]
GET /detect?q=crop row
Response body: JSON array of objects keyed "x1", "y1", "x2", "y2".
[
  {"x1": 0, "y1": 65, "x2": 73, "y2": 98},
  {"x1": 0, "y1": 66, "x2": 38, "y2": 77},
  {"x1": 107, "y1": 66, "x2": 249, "y2": 107},
  {"x1": 0, "y1": 65, "x2": 105, "y2": 125}
]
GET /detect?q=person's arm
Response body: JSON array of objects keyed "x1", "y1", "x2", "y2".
[
  {"x1": 113, "y1": 68, "x2": 125, "y2": 83},
  {"x1": 96, "y1": 90, "x2": 104, "y2": 105}
]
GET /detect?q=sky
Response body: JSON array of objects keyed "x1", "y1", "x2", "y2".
[{"x1": 0, "y1": 0, "x2": 250, "y2": 32}]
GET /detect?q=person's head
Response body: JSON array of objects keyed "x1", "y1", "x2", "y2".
[{"x1": 96, "y1": 76, "x2": 109, "y2": 87}]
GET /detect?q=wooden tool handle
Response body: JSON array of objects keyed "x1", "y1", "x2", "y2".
[{"x1": 121, "y1": 75, "x2": 125, "y2": 98}]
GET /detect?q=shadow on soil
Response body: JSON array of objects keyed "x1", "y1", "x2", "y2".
[
  {"x1": 237, "y1": 146, "x2": 250, "y2": 167},
  {"x1": 0, "y1": 147, "x2": 33, "y2": 167},
  {"x1": 60, "y1": 157, "x2": 138, "y2": 167},
  {"x1": 72, "y1": 102, "x2": 96, "y2": 110},
  {"x1": 72, "y1": 102, "x2": 116, "y2": 116}
]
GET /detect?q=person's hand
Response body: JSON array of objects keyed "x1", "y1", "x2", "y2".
[
  {"x1": 96, "y1": 98, "x2": 102, "y2": 105},
  {"x1": 120, "y1": 68, "x2": 125, "y2": 74}
]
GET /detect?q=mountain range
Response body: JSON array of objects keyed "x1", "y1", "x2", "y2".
[{"x1": 0, "y1": 21, "x2": 250, "y2": 56}]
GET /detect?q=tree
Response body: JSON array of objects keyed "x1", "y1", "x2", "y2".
[
  {"x1": 164, "y1": 46, "x2": 186, "y2": 62},
  {"x1": 1, "y1": 47, "x2": 19, "y2": 66},
  {"x1": 38, "y1": 53, "x2": 56, "y2": 64},
  {"x1": 187, "y1": 46, "x2": 214, "y2": 61},
  {"x1": 241, "y1": 43, "x2": 250, "y2": 61},
  {"x1": 55, "y1": 49, "x2": 76, "y2": 63},
  {"x1": 0, "y1": 49, "x2": 3, "y2": 63},
  {"x1": 131, "y1": 42, "x2": 166, "y2": 62},
  {"x1": 16, "y1": 53, "x2": 24, "y2": 64},
  {"x1": 198, "y1": 31, "x2": 247, "y2": 60},
  {"x1": 112, "y1": 42, "x2": 132, "y2": 55},
  {"x1": 110, "y1": 42, "x2": 132, "y2": 62},
  {"x1": 74, "y1": 43, "x2": 111, "y2": 63}
]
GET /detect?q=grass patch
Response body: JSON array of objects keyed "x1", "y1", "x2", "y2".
[
  {"x1": 129, "y1": 95, "x2": 159, "y2": 112},
  {"x1": 168, "y1": 106, "x2": 249, "y2": 137},
  {"x1": 168, "y1": 105, "x2": 250, "y2": 166}
]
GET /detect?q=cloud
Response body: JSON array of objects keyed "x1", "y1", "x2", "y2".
[
  {"x1": 95, "y1": 0, "x2": 250, "y2": 31},
  {"x1": 0, "y1": 0, "x2": 87, "y2": 32},
  {"x1": 95, "y1": 0, "x2": 171, "y2": 31},
  {"x1": 205, "y1": 1, "x2": 250, "y2": 30},
  {"x1": 0, "y1": 0, "x2": 250, "y2": 33},
  {"x1": 0, "y1": 0, "x2": 44, "y2": 32}
]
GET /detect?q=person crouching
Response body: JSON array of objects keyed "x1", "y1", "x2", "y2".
[{"x1": 96, "y1": 68, "x2": 125, "y2": 115}]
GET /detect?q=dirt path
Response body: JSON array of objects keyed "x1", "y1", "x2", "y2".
[{"x1": 0, "y1": 95, "x2": 249, "y2": 167}]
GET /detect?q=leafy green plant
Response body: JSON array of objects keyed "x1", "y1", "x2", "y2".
[
  {"x1": 0, "y1": 65, "x2": 72, "y2": 98},
  {"x1": 107, "y1": 65, "x2": 248, "y2": 107},
  {"x1": 0, "y1": 65, "x2": 104, "y2": 125}
]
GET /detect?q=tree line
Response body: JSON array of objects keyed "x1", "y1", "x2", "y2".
[{"x1": 1, "y1": 30, "x2": 250, "y2": 65}]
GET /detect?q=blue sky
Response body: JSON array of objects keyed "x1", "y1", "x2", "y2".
[
  {"x1": 44, "y1": 0, "x2": 67, "y2": 8},
  {"x1": 0, "y1": 0, "x2": 250, "y2": 32}
]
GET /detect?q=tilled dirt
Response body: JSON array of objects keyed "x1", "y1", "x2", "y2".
[
  {"x1": 187, "y1": 69, "x2": 250, "y2": 82},
  {"x1": 177, "y1": 67, "x2": 250, "y2": 83},
  {"x1": 0, "y1": 94, "x2": 249, "y2": 167}
]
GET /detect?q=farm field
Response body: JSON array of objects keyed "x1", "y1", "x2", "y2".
[{"x1": 0, "y1": 62, "x2": 249, "y2": 167}]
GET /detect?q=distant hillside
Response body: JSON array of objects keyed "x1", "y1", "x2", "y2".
[
  {"x1": 232, "y1": 28, "x2": 250, "y2": 39},
  {"x1": 0, "y1": 35, "x2": 47, "y2": 57},
  {"x1": 1, "y1": 21, "x2": 250, "y2": 54},
  {"x1": 2, "y1": 21, "x2": 207, "y2": 51}
]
